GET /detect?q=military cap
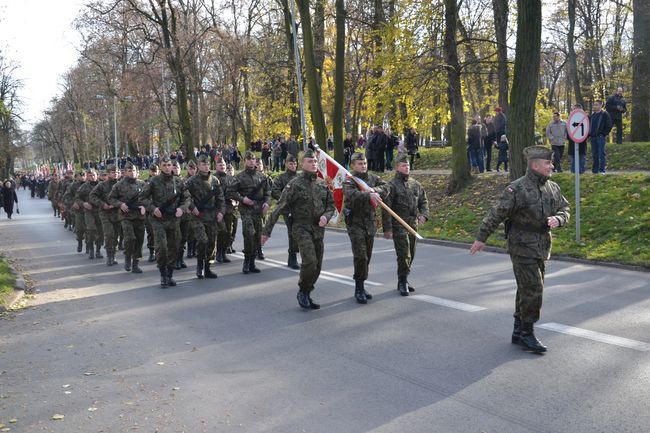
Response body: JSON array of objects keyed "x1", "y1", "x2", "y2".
[
  {"x1": 286, "y1": 155, "x2": 297, "y2": 163},
  {"x1": 187, "y1": 159, "x2": 197, "y2": 168},
  {"x1": 394, "y1": 153, "x2": 409, "y2": 164},
  {"x1": 160, "y1": 156, "x2": 171, "y2": 163},
  {"x1": 244, "y1": 150, "x2": 256, "y2": 160},
  {"x1": 106, "y1": 164, "x2": 117, "y2": 172},
  {"x1": 302, "y1": 149, "x2": 316, "y2": 159},
  {"x1": 149, "y1": 164, "x2": 159, "y2": 171},
  {"x1": 124, "y1": 161, "x2": 135, "y2": 169},
  {"x1": 171, "y1": 159, "x2": 180, "y2": 167},
  {"x1": 524, "y1": 145, "x2": 553, "y2": 161},
  {"x1": 350, "y1": 152, "x2": 366, "y2": 162},
  {"x1": 196, "y1": 155, "x2": 210, "y2": 164}
]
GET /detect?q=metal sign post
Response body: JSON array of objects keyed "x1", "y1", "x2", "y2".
[{"x1": 566, "y1": 108, "x2": 590, "y2": 243}]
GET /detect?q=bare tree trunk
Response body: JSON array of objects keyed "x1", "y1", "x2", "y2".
[
  {"x1": 332, "y1": 0, "x2": 346, "y2": 163},
  {"x1": 568, "y1": 0, "x2": 583, "y2": 106},
  {"x1": 372, "y1": 0, "x2": 386, "y2": 125},
  {"x1": 509, "y1": 0, "x2": 542, "y2": 180},
  {"x1": 313, "y1": 0, "x2": 325, "y2": 89},
  {"x1": 279, "y1": 0, "x2": 301, "y2": 137},
  {"x1": 492, "y1": 0, "x2": 509, "y2": 113},
  {"x1": 444, "y1": 0, "x2": 470, "y2": 193},
  {"x1": 631, "y1": 0, "x2": 650, "y2": 141}
]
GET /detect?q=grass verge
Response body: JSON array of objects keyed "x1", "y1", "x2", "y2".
[{"x1": 0, "y1": 255, "x2": 17, "y2": 306}]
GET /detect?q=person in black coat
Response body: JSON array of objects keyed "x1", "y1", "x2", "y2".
[
  {"x1": 605, "y1": 87, "x2": 627, "y2": 144},
  {"x1": 2, "y1": 180, "x2": 18, "y2": 219}
]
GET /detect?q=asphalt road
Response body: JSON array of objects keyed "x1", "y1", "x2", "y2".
[{"x1": 1, "y1": 189, "x2": 649, "y2": 433}]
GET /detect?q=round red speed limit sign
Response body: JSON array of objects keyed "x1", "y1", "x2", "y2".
[{"x1": 567, "y1": 109, "x2": 590, "y2": 143}]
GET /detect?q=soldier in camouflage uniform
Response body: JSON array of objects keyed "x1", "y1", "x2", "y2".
[
  {"x1": 381, "y1": 153, "x2": 429, "y2": 296},
  {"x1": 470, "y1": 145, "x2": 570, "y2": 353},
  {"x1": 271, "y1": 154, "x2": 300, "y2": 269},
  {"x1": 90, "y1": 165, "x2": 121, "y2": 266},
  {"x1": 64, "y1": 172, "x2": 86, "y2": 251},
  {"x1": 184, "y1": 160, "x2": 198, "y2": 260},
  {"x1": 108, "y1": 162, "x2": 146, "y2": 273},
  {"x1": 139, "y1": 157, "x2": 191, "y2": 288},
  {"x1": 255, "y1": 158, "x2": 272, "y2": 261},
  {"x1": 145, "y1": 165, "x2": 159, "y2": 262},
  {"x1": 56, "y1": 170, "x2": 73, "y2": 226},
  {"x1": 76, "y1": 170, "x2": 104, "y2": 259},
  {"x1": 186, "y1": 155, "x2": 225, "y2": 279},
  {"x1": 227, "y1": 151, "x2": 271, "y2": 274},
  {"x1": 47, "y1": 175, "x2": 60, "y2": 217},
  {"x1": 225, "y1": 164, "x2": 239, "y2": 254},
  {"x1": 262, "y1": 149, "x2": 335, "y2": 310},
  {"x1": 343, "y1": 152, "x2": 388, "y2": 304},
  {"x1": 214, "y1": 159, "x2": 234, "y2": 263}
]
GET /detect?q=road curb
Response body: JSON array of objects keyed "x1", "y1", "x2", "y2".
[{"x1": 321, "y1": 225, "x2": 650, "y2": 273}]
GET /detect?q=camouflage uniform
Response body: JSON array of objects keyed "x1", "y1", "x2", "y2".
[
  {"x1": 271, "y1": 163, "x2": 298, "y2": 267},
  {"x1": 381, "y1": 156, "x2": 429, "y2": 294},
  {"x1": 264, "y1": 167, "x2": 335, "y2": 308},
  {"x1": 215, "y1": 170, "x2": 237, "y2": 260},
  {"x1": 226, "y1": 161, "x2": 271, "y2": 273},
  {"x1": 177, "y1": 172, "x2": 194, "y2": 269},
  {"x1": 47, "y1": 178, "x2": 59, "y2": 217},
  {"x1": 108, "y1": 169, "x2": 146, "y2": 273},
  {"x1": 342, "y1": 159, "x2": 387, "y2": 303},
  {"x1": 139, "y1": 168, "x2": 191, "y2": 286},
  {"x1": 76, "y1": 178, "x2": 104, "y2": 259},
  {"x1": 64, "y1": 176, "x2": 86, "y2": 246},
  {"x1": 90, "y1": 174, "x2": 120, "y2": 265},
  {"x1": 144, "y1": 169, "x2": 158, "y2": 262},
  {"x1": 475, "y1": 145, "x2": 570, "y2": 352},
  {"x1": 186, "y1": 168, "x2": 225, "y2": 278}
]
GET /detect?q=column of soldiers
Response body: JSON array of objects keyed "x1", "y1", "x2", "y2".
[{"x1": 47, "y1": 145, "x2": 568, "y2": 353}]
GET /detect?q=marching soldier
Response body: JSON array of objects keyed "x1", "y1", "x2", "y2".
[
  {"x1": 225, "y1": 163, "x2": 239, "y2": 254},
  {"x1": 255, "y1": 158, "x2": 271, "y2": 261},
  {"x1": 108, "y1": 162, "x2": 146, "y2": 273},
  {"x1": 381, "y1": 153, "x2": 429, "y2": 296},
  {"x1": 139, "y1": 156, "x2": 191, "y2": 288},
  {"x1": 342, "y1": 152, "x2": 387, "y2": 304},
  {"x1": 90, "y1": 164, "x2": 121, "y2": 266},
  {"x1": 470, "y1": 145, "x2": 570, "y2": 353},
  {"x1": 47, "y1": 175, "x2": 60, "y2": 217},
  {"x1": 184, "y1": 160, "x2": 198, "y2": 260},
  {"x1": 56, "y1": 170, "x2": 73, "y2": 226},
  {"x1": 262, "y1": 149, "x2": 334, "y2": 310},
  {"x1": 64, "y1": 172, "x2": 86, "y2": 250},
  {"x1": 76, "y1": 170, "x2": 104, "y2": 260},
  {"x1": 186, "y1": 155, "x2": 225, "y2": 279},
  {"x1": 172, "y1": 160, "x2": 191, "y2": 269},
  {"x1": 271, "y1": 154, "x2": 299, "y2": 269},
  {"x1": 227, "y1": 151, "x2": 271, "y2": 274},
  {"x1": 145, "y1": 165, "x2": 159, "y2": 262},
  {"x1": 214, "y1": 159, "x2": 234, "y2": 263}
]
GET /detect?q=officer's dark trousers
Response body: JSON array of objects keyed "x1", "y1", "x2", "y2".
[{"x1": 511, "y1": 255, "x2": 545, "y2": 324}]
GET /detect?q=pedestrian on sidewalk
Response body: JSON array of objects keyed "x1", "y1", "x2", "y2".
[
  {"x1": 589, "y1": 100, "x2": 613, "y2": 174},
  {"x1": 605, "y1": 87, "x2": 627, "y2": 144},
  {"x1": 1, "y1": 180, "x2": 18, "y2": 219},
  {"x1": 545, "y1": 112, "x2": 567, "y2": 172},
  {"x1": 470, "y1": 146, "x2": 570, "y2": 353},
  {"x1": 496, "y1": 135, "x2": 509, "y2": 172}
]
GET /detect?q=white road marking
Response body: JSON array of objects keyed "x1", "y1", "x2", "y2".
[
  {"x1": 232, "y1": 253, "x2": 382, "y2": 287},
  {"x1": 408, "y1": 295, "x2": 487, "y2": 312},
  {"x1": 538, "y1": 323, "x2": 650, "y2": 352}
]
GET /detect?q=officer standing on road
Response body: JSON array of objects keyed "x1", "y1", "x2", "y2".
[
  {"x1": 342, "y1": 152, "x2": 387, "y2": 304},
  {"x1": 108, "y1": 162, "x2": 146, "y2": 274},
  {"x1": 381, "y1": 153, "x2": 429, "y2": 296},
  {"x1": 470, "y1": 146, "x2": 570, "y2": 353},
  {"x1": 186, "y1": 155, "x2": 225, "y2": 279},
  {"x1": 139, "y1": 157, "x2": 191, "y2": 288},
  {"x1": 271, "y1": 154, "x2": 299, "y2": 269},
  {"x1": 227, "y1": 151, "x2": 271, "y2": 274},
  {"x1": 76, "y1": 169, "x2": 104, "y2": 260},
  {"x1": 261, "y1": 149, "x2": 335, "y2": 310},
  {"x1": 90, "y1": 164, "x2": 121, "y2": 266}
]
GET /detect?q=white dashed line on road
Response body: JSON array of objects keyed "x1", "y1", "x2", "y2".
[
  {"x1": 408, "y1": 294, "x2": 487, "y2": 312},
  {"x1": 538, "y1": 323, "x2": 650, "y2": 352}
]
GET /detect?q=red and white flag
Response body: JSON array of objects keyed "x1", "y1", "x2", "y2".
[{"x1": 315, "y1": 149, "x2": 347, "y2": 225}]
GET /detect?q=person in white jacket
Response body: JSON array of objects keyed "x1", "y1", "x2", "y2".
[{"x1": 545, "y1": 112, "x2": 568, "y2": 172}]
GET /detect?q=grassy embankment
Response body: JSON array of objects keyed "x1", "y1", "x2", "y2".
[{"x1": 0, "y1": 256, "x2": 17, "y2": 306}]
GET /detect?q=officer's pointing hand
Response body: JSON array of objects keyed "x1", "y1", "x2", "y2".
[
  {"x1": 469, "y1": 240, "x2": 485, "y2": 255},
  {"x1": 547, "y1": 216, "x2": 560, "y2": 228},
  {"x1": 153, "y1": 208, "x2": 162, "y2": 218},
  {"x1": 175, "y1": 208, "x2": 183, "y2": 218},
  {"x1": 319, "y1": 215, "x2": 328, "y2": 227}
]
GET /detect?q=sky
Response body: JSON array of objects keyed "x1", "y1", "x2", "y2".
[{"x1": 0, "y1": 0, "x2": 84, "y2": 128}]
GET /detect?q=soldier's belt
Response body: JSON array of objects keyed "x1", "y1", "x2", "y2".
[{"x1": 512, "y1": 223, "x2": 550, "y2": 234}]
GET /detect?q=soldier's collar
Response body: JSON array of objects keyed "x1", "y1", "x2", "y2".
[{"x1": 526, "y1": 168, "x2": 549, "y2": 185}]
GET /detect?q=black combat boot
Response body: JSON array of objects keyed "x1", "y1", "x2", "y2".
[
  {"x1": 406, "y1": 279, "x2": 415, "y2": 292},
  {"x1": 511, "y1": 318, "x2": 522, "y2": 345},
  {"x1": 124, "y1": 256, "x2": 132, "y2": 272},
  {"x1": 242, "y1": 257, "x2": 251, "y2": 274},
  {"x1": 106, "y1": 253, "x2": 113, "y2": 266},
  {"x1": 249, "y1": 257, "x2": 261, "y2": 273},
  {"x1": 221, "y1": 247, "x2": 231, "y2": 263},
  {"x1": 354, "y1": 280, "x2": 367, "y2": 304},
  {"x1": 397, "y1": 275, "x2": 408, "y2": 296},
  {"x1": 196, "y1": 259, "x2": 204, "y2": 279},
  {"x1": 204, "y1": 262, "x2": 218, "y2": 279},
  {"x1": 215, "y1": 248, "x2": 224, "y2": 263},
  {"x1": 287, "y1": 252, "x2": 299, "y2": 270},
  {"x1": 226, "y1": 245, "x2": 235, "y2": 254},
  {"x1": 159, "y1": 267, "x2": 168, "y2": 288},
  {"x1": 166, "y1": 267, "x2": 177, "y2": 286},
  {"x1": 364, "y1": 289, "x2": 373, "y2": 300},
  {"x1": 148, "y1": 248, "x2": 156, "y2": 262},
  {"x1": 519, "y1": 322, "x2": 547, "y2": 353},
  {"x1": 257, "y1": 248, "x2": 265, "y2": 260},
  {"x1": 95, "y1": 245, "x2": 103, "y2": 259},
  {"x1": 77, "y1": 239, "x2": 83, "y2": 253},
  {"x1": 111, "y1": 254, "x2": 118, "y2": 265},
  {"x1": 118, "y1": 239, "x2": 124, "y2": 251},
  {"x1": 296, "y1": 290, "x2": 311, "y2": 309},
  {"x1": 85, "y1": 241, "x2": 90, "y2": 254},
  {"x1": 308, "y1": 292, "x2": 320, "y2": 310},
  {"x1": 88, "y1": 241, "x2": 95, "y2": 259},
  {"x1": 131, "y1": 259, "x2": 142, "y2": 274}
]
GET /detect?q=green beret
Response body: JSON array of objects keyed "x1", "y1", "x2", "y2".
[
  {"x1": 106, "y1": 164, "x2": 116, "y2": 172},
  {"x1": 286, "y1": 155, "x2": 297, "y2": 163},
  {"x1": 350, "y1": 152, "x2": 366, "y2": 162},
  {"x1": 187, "y1": 159, "x2": 197, "y2": 168},
  {"x1": 524, "y1": 145, "x2": 553, "y2": 161},
  {"x1": 302, "y1": 149, "x2": 316, "y2": 159},
  {"x1": 160, "y1": 156, "x2": 171, "y2": 163},
  {"x1": 244, "y1": 150, "x2": 256, "y2": 160},
  {"x1": 124, "y1": 161, "x2": 135, "y2": 169},
  {"x1": 196, "y1": 155, "x2": 210, "y2": 164},
  {"x1": 394, "y1": 153, "x2": 409, "y2": 164}
]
